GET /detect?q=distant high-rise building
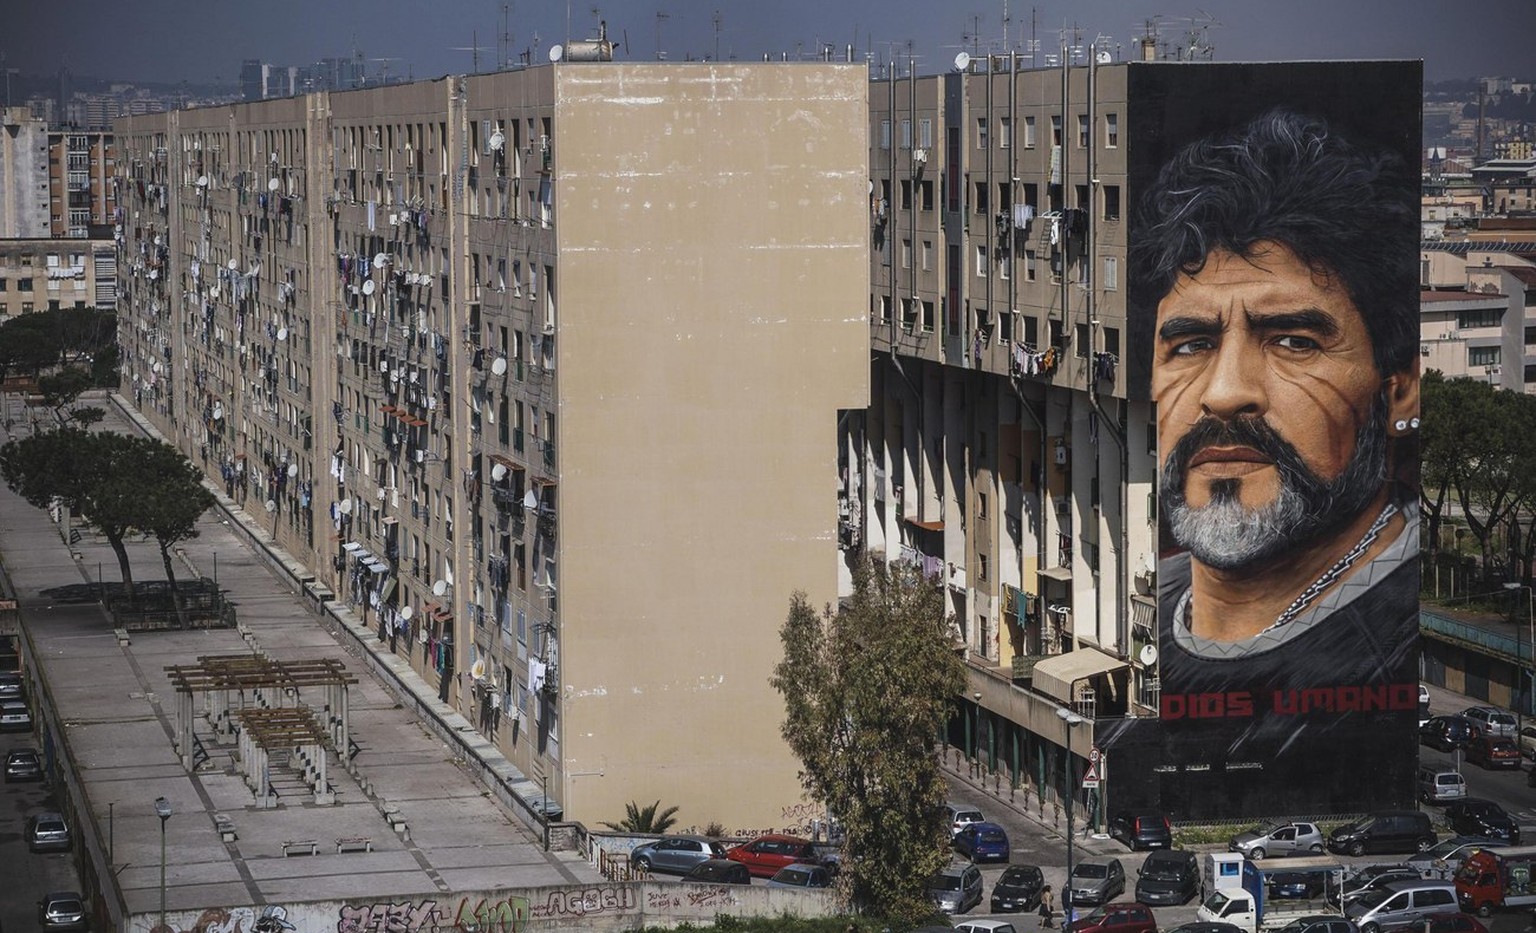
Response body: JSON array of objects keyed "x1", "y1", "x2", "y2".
[
  {"x1": 240, "y1": 59, "x2": 264, "y2": 101},
  {"x1": 0, "y1": 108, "x2": 117, "y2": 238}
]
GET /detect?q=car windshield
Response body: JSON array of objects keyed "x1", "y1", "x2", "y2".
[
  {"x1": 1081, "y1": 907, "x2": 1110, "y2": 923},
  {"x1": 1491, "y1": 741, "x2": 1516, "y2": 752},
  {"x1": 775, "y1": 868, "x2": 810, "y2": 886},
  {"x1": 51, "y1": 899, "x2": 84, "y2": 912},
  {"x1": 979, "y1": 829, "x2": 1007, "y2": 842},
  {"x1": 1002, "y1": 867, "x2": 1042, "y2": 885},
  {"x1": 1204, "y1": 892, "x2": 1234, "y2": 913},
  {"x1": 1353, "y1": 890, "x2": 1392, "y2": 910},
  {"x1": 931, "y1": 874, "x2": 962, "y2": 891},
  {"x1": 1074, "y1": 864, "x2": 1108, "y2": 879}
]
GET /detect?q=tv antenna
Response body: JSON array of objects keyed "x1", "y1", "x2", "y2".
[
  {"x1": 654, "y1": 9, "x2": 669, "y2": 60},
  {"x1": 498, "y1": 3, "x2": 515, "y2": 70},
  {"x1": 712, "y1": 9, "x2": 722, "y2": 61},
  {"x1": 452, "y1": 31, "x2": 490, "y2": 73},
  {"x1": 369, "y1": 57, "x2": 401, "y2": 84}
]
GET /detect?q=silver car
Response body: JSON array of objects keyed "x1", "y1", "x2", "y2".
[
  {"x1": 1229, "y1": 821, "x2": 1325, "y2": 860},
  {"x1": 0, "y1": 698, "x2": 33, "y2": 732},
  {"x1": 628, "y1": 835, "x2": 724, "y2": 875},
  {"x1": 1461, "y1": 706, "x2": 1517, "y2": 738},
  {"x1": 929, "y1": 863, "x2": 985, "y2": 914},
  {"x1": 1068, "y1": 857, "x2": 1126, "y2": 907},
  {"x1": 28, "y1": 811, "x2": 72, "y2": 853}
]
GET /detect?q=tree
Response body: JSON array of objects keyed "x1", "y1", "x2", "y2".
[
  {"x1": 771, "y1": 558, "x2": 966, "y2": 925},
  {"x1": 134, "y1": 442, "x2": 217, "y2": 595},
  {"x1": 37, "y1": 366, "x2": 104, "y2": 427},
  {"x1": 602, "y1": 800, "x2": 680, "y2": 834}
]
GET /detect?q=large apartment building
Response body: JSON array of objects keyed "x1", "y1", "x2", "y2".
[
  {"x1": 0, "y1": 107, "x2": 118, "y2": 238},
  {"x1": 113, "y1": 62, "x2": 869, "y2": 832}
]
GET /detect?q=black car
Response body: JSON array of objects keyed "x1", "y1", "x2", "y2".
[
  {"x1": 991, "y1": 863, "x2": 1045, "y2": 912},
  {"x1": 681, "y1": 858, "x2": 751, "y2": 885},
  {"x1": 1137, "y1": 848, "x2": 1201, "y2": 905},
  {"x1": 1420, "y1": 716, "x2": 1483, "y2": 753},
  {"x1": 1444, "y1": 799, "x2": 1521, "y2": 845},
  {"x1": 5, "y1": 747, "x2": 43, "y2": 782},
  {"x1": 1109, "y1": 811, "x2": 1173, "y2": 851}
]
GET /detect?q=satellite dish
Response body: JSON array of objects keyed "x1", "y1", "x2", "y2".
[
  {"x1": 277, "y1": 327, "x2": 289, "y2": 341},
  {"x1": 209, "y1": 285, "x2": 220, "y2": 298},
  {"x1": 1139, "y1": 643, "x2": 1160, "y2": 666},
  {"x1": 490, "y1": 463, "x2": 507, "y2": 482},
  {"x1": 410, "y1": 371, "x2": 420, "y2": 384},
  {"x1": 337, "y1": 499, "x2": 353, "y2": 515},
  {"x1": 373, "y1": 253, "x2": 388, "y2": 269},
  {"x1": 264, "y1": 499, "x2": 277, "y2": 513},
  {"x1": 489, "y1": 130, "x2": 505, "y2": 152},
  {"x1": 197, "y1": 175, "x2": 209, "y2": 188},
  {"x1": 268, "y1": 177, "x2": 280, "y2": 192},
  {"x1": 432, "y1": 579, "x2": 447, "y2": 597},
  {"x1": 154, "y1": 235, "x2": 163, "y2": 246},
  {"x1": 380, "y1": 360, "x2": 389, "y2": 372},
  {"x1": 522, "y1": 489, "x2": 538, "y2": 510},
  {"x1": 362, "y1": 279, "x2": 376, "y2": 296},
  {"x1": 212, "y1": 403, "x2": 223, "y2": 420},
  {"x1": 270, "y1": 152, "x2": 279, "y2": 164},
  {"x1": 549, "y1": 44, "x2": 565, "y2": 62},
  {"x1": 152, "y1": 361, "x2": 163, "y2": 374},
  {"x1": 953, "y1": 51, "x2": 971, "y2": 72},
  {"x1": 1096, "y1": 50, "x2": 1112, "y2": 64},
  {"x1": 400, "y1": 606, "x2": 414, "y2": 621},
  {"x1": 227, "y1": 259, "x2": 238, "y2": 270},
  {"x1": 414, "y1": 449, "x2": 424, "y2": 462},
  {"x1": 490, "y1": 356, "x2": 507, "y2": 376},
  {"x1": 390, "y1": 369, "x2": 400, "y2": 383},
  {"x1": 287, "y1": 463, "x2": 299, "y2": 477},
  {"x1": 148, "y1": 269, "x2": 159, "y2": 281}
]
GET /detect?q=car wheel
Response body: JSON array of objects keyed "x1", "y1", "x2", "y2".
[
  {"x1": 1250, "y1": 847, "x2": 1266, "y2": 860},
  {"x1": 1309, "y1": 843, "x2": 1323, "y2": 853},
  {"x1": 1350, "y1": 841, "x2": 1365, "y2": 857},
  {"x1": 1477, "y1": 902, "x2": 1494, "y2": 918},
  {"x1": 1362, "y1": 923, "x2": 1379, "y2": 933},
  {"x1": 633, "y1": 856, "x2": 651, "y2": 872},
  {"x1": 1417, "y1": 837, "x2": 1435, "y2": 852}
]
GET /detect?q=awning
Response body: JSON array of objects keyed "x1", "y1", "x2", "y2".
[
  {"x1": 364, "y1": 558, "x2": 390, "y2": 574},
  {"x1": 342, "y1": 541, "x2": 363, "y2": 553},
  {"x1": 1031, "y1": 648, "x2": 1127, "y2": 704},
  {"x1": 905, "y1": 517, "x2": 944, "y2": 532},
  {"x1": 1039, "y1": 566, "x2": 1073, "y2": 582}
]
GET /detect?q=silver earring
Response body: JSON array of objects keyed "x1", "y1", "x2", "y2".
[
  {"x1": 1394, "y1": 419, "x2": 1408, "y2": 432},
  {"x1": 1409, "y1": 417, "x2": 1420, "y2": 429}
]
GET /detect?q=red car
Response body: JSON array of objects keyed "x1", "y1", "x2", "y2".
[
  {"x1": 724, "y1": 834, "x2": 820, "y2": 878},
  {"x1": 1465, "y1": 736, "x2": 1522, "y2": 770},
  {"x1": 1381, "y1": 913, "x2": 1487, "y2": 933}
]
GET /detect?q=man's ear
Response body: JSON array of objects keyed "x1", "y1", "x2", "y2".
[{"x1": 1384, "y1": 358, "x2": 1420, "y2": 432}]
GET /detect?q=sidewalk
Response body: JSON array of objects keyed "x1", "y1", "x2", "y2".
[{"x1": 941, "y1": 751, "x2": 1120, "y2": 858}]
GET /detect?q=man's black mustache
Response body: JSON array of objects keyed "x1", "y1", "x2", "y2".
[{"x1": 1164, "y1": 416, "x2": 1317, "y2": 491}]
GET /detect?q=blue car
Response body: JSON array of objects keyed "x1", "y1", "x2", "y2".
[{"x1": 954, "y1": 821, "x2": 1011, "y2": 863}]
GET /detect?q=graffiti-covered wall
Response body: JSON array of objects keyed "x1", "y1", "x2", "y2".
[{"x1": 131, "y1": 881, "x2": 836, "y2": 933}]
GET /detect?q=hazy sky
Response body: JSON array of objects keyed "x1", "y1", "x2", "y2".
[{"x1": 2, "y1": 0, "x2": 1531, "y2": 86}]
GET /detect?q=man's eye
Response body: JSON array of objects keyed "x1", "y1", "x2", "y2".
[
  {"x1": 1273, "y1": 335, "x2": 1319, "y2": 352},
  {"x1": 1170, "y1": 338, "x2": 1212, "y2": 356}
]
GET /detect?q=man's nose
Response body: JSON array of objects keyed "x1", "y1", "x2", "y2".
[{"x1": 1199, "y1": 341, "x2": 1266, "y2": 421}]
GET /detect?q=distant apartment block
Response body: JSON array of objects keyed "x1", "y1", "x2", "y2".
[
  {"x1": 0, "y1": 238, "x2": 116, "y2": 320},
  {"x1": 0, "y1": 107, "x2": 118, "y2": 238}
]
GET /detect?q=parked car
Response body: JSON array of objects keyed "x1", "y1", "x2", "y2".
[
  {"x1": 1344, "y1": 879, "x2": 1459, "y2": 933},
  {"x1": 1136, "y1": 848, "x2": 1200, "y2": 905},
  {"x1": 955, "y1": 922, "x2": 1022, "y2": 933},
  {"x1": 0, "y1": 670, "x2": 23, "y2": 700},
  {"x1": 1069, "y1": 858, "x2": 1127, "y2": 907},
  {"x1": 37, "y1": 892, "x2": 88, "y2": 932},
  {"x1": 1271, "y1": 870, "x2": 1327, "y2": 899},
  {"x1": 990, "y1": 864, "x2": 1045, "y2": 913},
  {"x1": 681, "y1": 858, "x2": 751, "y2": 885},
  {"x1": 1166, "y1": 924, "x2": 1244, "y2": 933},
  {"x1": 724, "y1": 834, "x2": 824, "y2": 878},
  {"x1": 766, "y1": 862, "x2": 833, "y2": 889},
  {"x1": 1231, "y1": 821, "x2": 1326, "y2": 859},
  {"x1": 629, "y1": 835, "x2": 725, "y2": 875},
  {"x1": 1416, "y1": 766, "x2": 1467, "y2": 804},
  {"x1": 954, "y1": 821, "x2": 1011, "y2": 863},
  {"x1": 1272, "y1": 916, "x2": 1360, "y2": 933},
  {"x1": 1464, "y1": 736, "x2": 1522, "y2": 770},
  {"x1": 0, "y1": 698, "x2": 33, "y2": 732},
  {"x1": 1327, "y1": 812, "x2": 1436, "y2": 857},
  {"x1": 1065, "y1": 902, "x2": 1157, "y2": 933},
  {"x1": 1443, "y1": 799, "x2": 1521, "y2": 845},
  {"x1": 928, "y1": 862, "x2": 984, "y2": 915},
  {"x1": 1517, "y1": 724, "x2": 1536, "y2": 759},
  {"x1": 27, "y1": 811, "x2": 72, "y2": 853},
  {"x1": 1405, "y1": 837, "x2": 1506, "y2": 876},
  {"x1": 1379, "y1": 913, "x2": 1486, "y2": 933},
  {"x1": 1109, "y1": 811, "x2": 1173, "y2": 851},
  {"x1": 1461, "y1": 706, "x2": 1517, "y2": 738},
  {"x1": 1420, "y1": 716, "x2": 1483, "y2": 752},
  {"x1": 5, "y1": 747, "x2": 43, "y2": 782},
  {"x1": 1419, "y1": 684, "x2": 1431, "y2": 728},
  {"x1": 1337, "y1": 866, "x2": 1425, "y2": 906},
  {"x1": 945, "y1": 801, "x2": 987, "y2": 838}
]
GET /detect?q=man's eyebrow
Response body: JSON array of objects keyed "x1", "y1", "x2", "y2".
[
  {"x1": 1244, "y1": 307, "x2": 1339, "y2": 337},
  {"x1": 1158, "y1": 315, "x2": 1222, "y2": 342}
]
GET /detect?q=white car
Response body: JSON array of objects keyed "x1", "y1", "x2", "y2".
[
  {"x1": 1462, "y1": 706, "x2": 1517, "y2": 738},
  {"x1": 1517, "y1": 724, "x2": 1536, "y2": 759},
  {"x1": 0, "y1": 699, "x2": 33, "y2": 732},
  {"x1": 944, "y1": 802, "x2": 985, "y2": 838}
]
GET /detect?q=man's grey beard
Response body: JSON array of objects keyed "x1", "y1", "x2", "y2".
[{"x1": 1160, "y1": 400, "x2": 1390, "y2": 573}]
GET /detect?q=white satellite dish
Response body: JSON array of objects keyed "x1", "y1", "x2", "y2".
[
  {"x1": 148, "y1": 269, "x2": 159, "y2": 281},
  {"x1": 953, "y1": 51, "x2": 971, "y2": 72},
  {"x1": 197, "y1": 175, "x2": 209, "y2": 188},
  {"x1": 337, "y1": 499, "x2": 353, "y2": 514},
  {"x1": 264, "y1": 499, "x2": 277, "y2": 513},
  {"x1": 152, "y1": 361, "x2": 163, "y2": 374},
  {"x1": 209, "y1": 285, "x2": 220, "y2": 297},
  {"x1": 212, "y1": 403, "x2": 223, "y2": 420},
  {"x1": 270, "y1": 152, "x2": 279, "y2": 164},
  {"x1": 287, "y1": 463, "x2": 299, "y2": 477},
  {"x1": 373, "y1": 253, "x2": 388, "y2": 269},
  {"x1": 414, "y1": 449, "x2": 424, "y2": 463},
  {"x1": 522, "y1": 489, "x2": 538, "y2": 510},
  {"x1": 390, "y1": 369, "x2": 400, "y2": 383},
  {"x1": 1138, "y1": 643, "x2": 1159, "y2": 666},
  {"x1": 432, "y1": 579, "x2": 447, "y2": 597},
  {"x1": 400, "y1": 606, "x2": 414, "y2": 621},
  {"x1": 154, "y1": 235, "x2": 163, "y2": 246},
  {"x1": 268, "y1": 177, "x2": 280, "y2": 192},
  {"x1": 1096, "y1": 50, "x2": 1112, "y2": 64},
  {"x1": 227, "y1": 259, "x2": 238, "y2": 270},
  {"x1": 549, "y1": 44, "x2": 565, "y2": 62},
  {"x1": 277, "y1": 327, "x2": 288, "y2": 341},
  {"x1": 362, "y1": 279, "x2": 376, "y2": 296},
  {"x1": 409, "y1": 371, "x2": 419, "y2": 384},
  {"x1": 490, "y1": 356, "x2": 507, "y2": 376},
  {"x1": 380, "y1": 360, "x2": 389, "y2": 372},
  {"x1": 489, "y1": 129, "x2": 505, "y2": 152},
  {"x1": 490, "y1": 463, "x2": 507, "y2": 481}
]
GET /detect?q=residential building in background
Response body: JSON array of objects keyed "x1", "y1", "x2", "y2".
[
  {"x1": 0, "y1": 107, "x2": 117, "y2": 238},
  {"x1": 112, "y1": 61, "x2": 868, "y2": 832},
  {"x1": 0, "y1": 238, "x2": 116, "y2": 320}
]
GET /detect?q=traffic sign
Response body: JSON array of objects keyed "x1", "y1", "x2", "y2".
[
  {"x1": 1082, "y1": 761, "x2": 1101, "y2": 789},
  {"x1": 1089, "y1": 745, "x2": 1102, "y2": 764}
]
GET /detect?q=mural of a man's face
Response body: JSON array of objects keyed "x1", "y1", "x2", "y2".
[{"x1": 1152, "y1": 240, "x2": 1397, "y2": 572}]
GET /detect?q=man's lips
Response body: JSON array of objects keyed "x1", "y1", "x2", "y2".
[{"x1": 1188, "y1": 446, "x2": 1272, "y2": 469}]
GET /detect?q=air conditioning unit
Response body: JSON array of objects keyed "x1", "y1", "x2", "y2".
[{"x1": 1055, "y1": 497, "x2": 1071, "y2": 520}]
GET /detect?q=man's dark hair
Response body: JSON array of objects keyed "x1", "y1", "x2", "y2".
[{"x1": 1133, "y1": 109, "x2": 1417, "y2": 377}]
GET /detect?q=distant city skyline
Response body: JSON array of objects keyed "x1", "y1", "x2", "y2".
[{"x1": 2, "y1": 0, "x2": 1532, "y2": 88}]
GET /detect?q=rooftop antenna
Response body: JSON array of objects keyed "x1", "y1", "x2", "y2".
[
  {"x1": 370, "y1": 57, "x2": 401, "y2": 84},
  {"x1": 712, "y1": 9, "x2": 722, "y2": 61},
  {"x1": 655, "y1": 10, "x2": 669, "y2": 60},
  {"x1": 499, "y1": 3, "x2": 514, "y2": 70},
  {"x1": 451, "y1": 32, "x2": 490, "y2": 73}
]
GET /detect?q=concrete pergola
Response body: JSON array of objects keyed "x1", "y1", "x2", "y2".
[{"x1": 234, "y1": 705, "x2": 336, "y2": 806}]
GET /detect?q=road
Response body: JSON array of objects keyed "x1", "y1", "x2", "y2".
[{"x1": 2, "y1": 725, "x2": 86, "y2": 933}]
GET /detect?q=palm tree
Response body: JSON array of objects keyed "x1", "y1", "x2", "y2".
[{"x1": 602, "y1": 800, "x2": 680, "y2": 833}]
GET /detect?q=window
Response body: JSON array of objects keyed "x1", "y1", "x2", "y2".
[
  {"x1": 0, "y1": 279, "x2": 7, "y2": 292},
  {"x1": 1105, "y1": 327, "x2": 1120, "y2": 358},
  {"x1": 999, "y1": 117, "x2": 1012, "y2": 149},
  {"x1": 901, "y1": 239, "x2": 912, "y2": 269},
  {"x1": 1050, "y1": 115, "x2": 1063, "y2": 146},
  {"x1": 921, "y1": 240, "x2": 933, "y2": 271},
  {"x1": 879, "y1": 295, "x2": 891, "y2": 323},
  {"x1": 900, "y1": 119, "x2": 912, "y2": 150},
  {"x1": 1457, "y1": 307, "x2": 1503, "y2": 329},
  {"x1": 974, "y1": 181, "x2": 989, "y2": 215},
  {"x1": 976, "y1": 245, "x2": 988, "y2": 277},
  {"x1": 1024, "y1": 315, "x2": 1039, "y2": 347},
  {"x1": 880, "y1": 120, "x2": 891, "y2": 150},
  {"x1": 976, "y1": 117, "x2": 989, "y2": 149},
  {"x1": 919, "y1": 118, "x2": 933, "y2": 149},
  {"x1": 900, "y1": 179, "x2": 912, "y2": 209},
  {"x1": 1024, "y1": 115, "x2": 1037, "y2": 148},
  {"x1": 17, "y1": 278, "x2": 33, "y2": 292},
  {"x1": 1103, "y1": 184, "x2": 1121, "y2": 221},
  {"x1": 1105, "y1": 112, "x2": 1119, "y2": 148},
  {"x1": 999, "y1": 309, "x2": 1013, "y2": 341},
  {"x1": 1078, "y1": 114, "x2": 1089, "y2": 148},
  {"x1": 921, "y1": 300, "x2": 935, "y2": 332},
  {"x1": 919, "y1": 179, "x2": 934, "y2": 210},
  {"x1": 1025, "y1": 249, "x2": 1037, "y2": 282},
  {"x1": 1469, "y1": 346, "x2": 1501, "y2": 367},
  {"x1": 978, "y1": 553, "x2": 989, "y2": 581},
  {"x1": 1103, "y1": 256, "x2": 1119, "y2": 291},
  {"x1": 999, "y1": 254, "x2": 1010, "y2": 281},
  {"x1": 1075, "y1": 322, "x2": 1090, "y2": 357}
]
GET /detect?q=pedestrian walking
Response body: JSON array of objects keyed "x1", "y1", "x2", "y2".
[{"x1": 1040, "y1": 884, "x2": 1055, "y2": 929}]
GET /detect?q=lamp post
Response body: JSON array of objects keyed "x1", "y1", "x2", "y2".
[
  {"x1": 155, "y1": 796, "x2": 172, "y2": 932},
  {"x1": 1057, "y1": 707, "x2": 1085, "y2": 925}
]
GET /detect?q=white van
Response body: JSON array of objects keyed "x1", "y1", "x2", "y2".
[{"x1": 1417, "y1": 765, "x2": 1467, "y2": 803}]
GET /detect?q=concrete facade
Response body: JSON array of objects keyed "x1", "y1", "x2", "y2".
[
  {"x1": 0, "y1": 237, "x2": 117, "y2": 319},
  {"x1": 113, "y1": 62, "x2": 869, "y2": 832},
  {"x1": 0, "y1": 108, "x2": 118, "y2": 238}
]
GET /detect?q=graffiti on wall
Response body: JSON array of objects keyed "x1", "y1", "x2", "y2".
[
  {"x1": 529, "y1": 887, "x2": 635, "y2": 921},
  {"x1": 338, "y1": 896, "x2": 531, "y2": 933},
  {"x1": 645, "y1": 885, "x2": 741, "y2": 912}
]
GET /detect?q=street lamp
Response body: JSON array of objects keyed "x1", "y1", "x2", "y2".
[
  {"x1": 155, "y1": 796, "x2": 172, "y2": 932},
  {"x1": 1057, "y1": 707, "x2": 1085, "y2": 925}
]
